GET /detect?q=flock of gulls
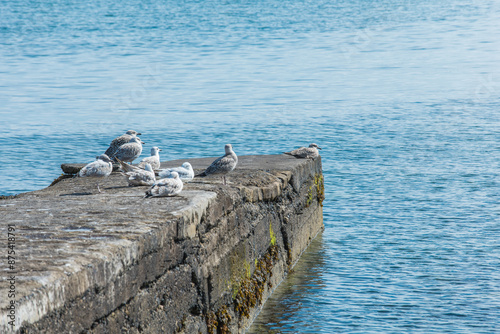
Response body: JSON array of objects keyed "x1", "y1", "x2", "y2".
[{"x1": 77, "y1": 130, "x2": 321, "y2": 196}]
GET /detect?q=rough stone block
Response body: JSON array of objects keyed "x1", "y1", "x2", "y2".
[{"x1": 0, "y1": 154, "x2": 323, "y2": 333}]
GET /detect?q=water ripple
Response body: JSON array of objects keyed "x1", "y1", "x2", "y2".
[{"x1": 1, "y1": 0, "x2": 500, "y2": 332}]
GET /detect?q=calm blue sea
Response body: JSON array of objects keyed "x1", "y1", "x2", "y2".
[{"x1": 1, "y1": 0, "x2": 499, "y2": 332}]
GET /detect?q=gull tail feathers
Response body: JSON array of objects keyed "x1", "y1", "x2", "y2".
[{"x1": 116, "y1": 158, "x2": 136, "y2": 173}]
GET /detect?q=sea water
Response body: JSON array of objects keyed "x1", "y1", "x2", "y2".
[{"x1": 1, "y1": 0, "x2": 499, "y2": 332}]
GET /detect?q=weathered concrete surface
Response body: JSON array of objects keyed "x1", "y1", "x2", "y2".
[{"x1": 0, "y1": 155, "x2": 324, "y2": 333}]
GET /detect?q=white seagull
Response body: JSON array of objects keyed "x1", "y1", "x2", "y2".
[
  {"x1": 117, "y1": 159, "x2": 156, "y2": 186},
  {"x1": 159, "y1": 162, "x2": 194, "y2": 181},
  {"x1": 284, "y1": 143, "x2": 322, "y2": 159},
  {"x1": 104, "y1": 130, "x2": 141, "y2": 159},
  {"x1": 113, "y1": 136, "x2": 144, "y2": 163},
  {"x1": 138, "y1": 147, "x2": 162, "y2": 170},
  {"x1": 78, "y1": 154, "x2": 113, "y2": 193},
  {"x1": 145, "y1": 172, "x2": 183, "y2": 198},
  {"x1": 196, "y1": 144, "x2": 238, "y2": 185}
]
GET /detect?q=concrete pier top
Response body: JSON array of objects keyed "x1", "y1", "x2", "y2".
[{"x1": 0, "y1": 154, "x2": 323, "y2": 333}]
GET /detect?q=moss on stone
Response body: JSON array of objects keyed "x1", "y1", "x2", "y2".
[
  {"x1": 216, "y1": 305, "x2": 232, "y2": 334},
  {"x1": 314, "y1": 173, "x2": 325, "y2": 207},
  {"x1": 286, "y1": 248, "x2": 292, "y2": 268},
  {"x1": 306, "y1": 174, "x2": 325, "y2": 208},
  {"x1": 306, "y1": 185, "x2": 314, "y2": 207},
  {"x1": 269, "y1": 222, "x2": 277, "y2": 246},
  {"x1": 233, "y1": 244, "x2": 279, "y2": 321},
  {"x1": 206, "y1": 311, "x2": 217, "y2": 334}
]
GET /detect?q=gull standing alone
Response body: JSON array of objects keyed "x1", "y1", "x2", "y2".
[
  {"x1": 138, "y1": 147, "x2": 162, "y2": 170},
  {"x1": 196, "y1": 144, "x2": 238, "y2": 185},
  {"x1": 159, "y1": 162, "x2": 194, "y2": 181},
  {"x1": 104, "y1": 130, "x2": 141, "y2": 159},
  {"x1": 113, "y1": 136, "x2": 144, "y2": 163},
  {"x1": 117, "y1": 159, "x2": 156, "y2": 186},
  {"x1": 145, "y1": 172, "x2": 183, "y2": 198},
  {"x1": 284, "y1": 143, "x2": 322, "y2": 159},
  {"x1": 78, "y1": 154, "x2": 113, "y2": 193}
]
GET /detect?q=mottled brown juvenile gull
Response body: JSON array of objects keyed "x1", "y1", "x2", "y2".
[
  {"x1": 78, "y1": 154, "x2": 113, "y2": 193},
  {"x1": 104, "y1": 130, "x2": 141, "y2": 159},
  {"x1": 284, "y1": 143, "x2": 322, "y2": 159},
  {"x1": 144, "y1": 172, "x2": 183, "y2": 198},
  {"x1": 117, "y1": 159, "x2": 156, "y2": 186},
  {"x1": 138, "y1": 147, "x2": 162, "y2": 170},
  {"x1": 196, "y1": 144, "x2": 237, "y2": 185},
  {"x1": 113, "y1": 136, "x2": 144, "y2": 163},
  {"x1": 159, "y1": 162, "x2": 194, "y2": 181}
]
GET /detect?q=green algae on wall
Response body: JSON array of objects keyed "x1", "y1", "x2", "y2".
[
  {"x1": 306, "y1": 173, "x2": 325, "y2": 208},
  {"x1": 207, "y1": 222, "x2": 282, "y2": 334}
]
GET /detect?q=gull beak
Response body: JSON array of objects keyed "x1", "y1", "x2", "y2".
[
  {"x1": 318, "y1": 147, "x2": 322, "y2": 150},
  {"x1": 141, "y1": 141, "x2": 145, "y2": 144},
  {"x1": 137, "y1": 132, "x2": 142, "y2": 135},
  {"x1": 159, "y1": 149, "x2": 162, "y2": 151}
]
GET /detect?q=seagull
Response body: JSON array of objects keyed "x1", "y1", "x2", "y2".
[
  {"x1": 138, "y1": 147, "x2": 162, "y2": 170},
  {"x1": 113, "y1": 136, "x2": 144, "y2": 163},
  {"x1": 159, "y1": 162, "x2": 194, "y2": 181},
  {"x1": 144, "y1": 172, "x2": 183, "y2": 198},
  {"x1": 196, "y1": 144, "x2": 238, "y2": 185},
  {"x1": 104, "y1": 130, "x2": 141, "y2": 159},
  {"x1": 117, "y1": 159, "x2": 156, "y2": 186},
  {"x1": 78, "y1": 154, "x2": 113, "y2": 193},
  {"x1": 284, "y1": 143, "x2": 322, "y2": 159}
]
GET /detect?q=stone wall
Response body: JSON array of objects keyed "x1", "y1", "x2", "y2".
[{"x1": 0, "y1": 155, "x2": 324, "y2": 333}]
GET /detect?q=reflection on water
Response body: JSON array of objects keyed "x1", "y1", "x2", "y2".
[{"x1": 248, "y1": 234, "x2": 327, "y2": 334}]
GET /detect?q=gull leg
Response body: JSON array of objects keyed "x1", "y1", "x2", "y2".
[
  {"x1": 223, "y1": 176, "x2": 227, "y2": 185},
  {"x1": 97, "y1": 182, "x2": 102, "y2": 193}
]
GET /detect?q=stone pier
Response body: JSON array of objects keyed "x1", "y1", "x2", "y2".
[{"x1": 0, "y1": 155, "x2": 324, "y2": 333}]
